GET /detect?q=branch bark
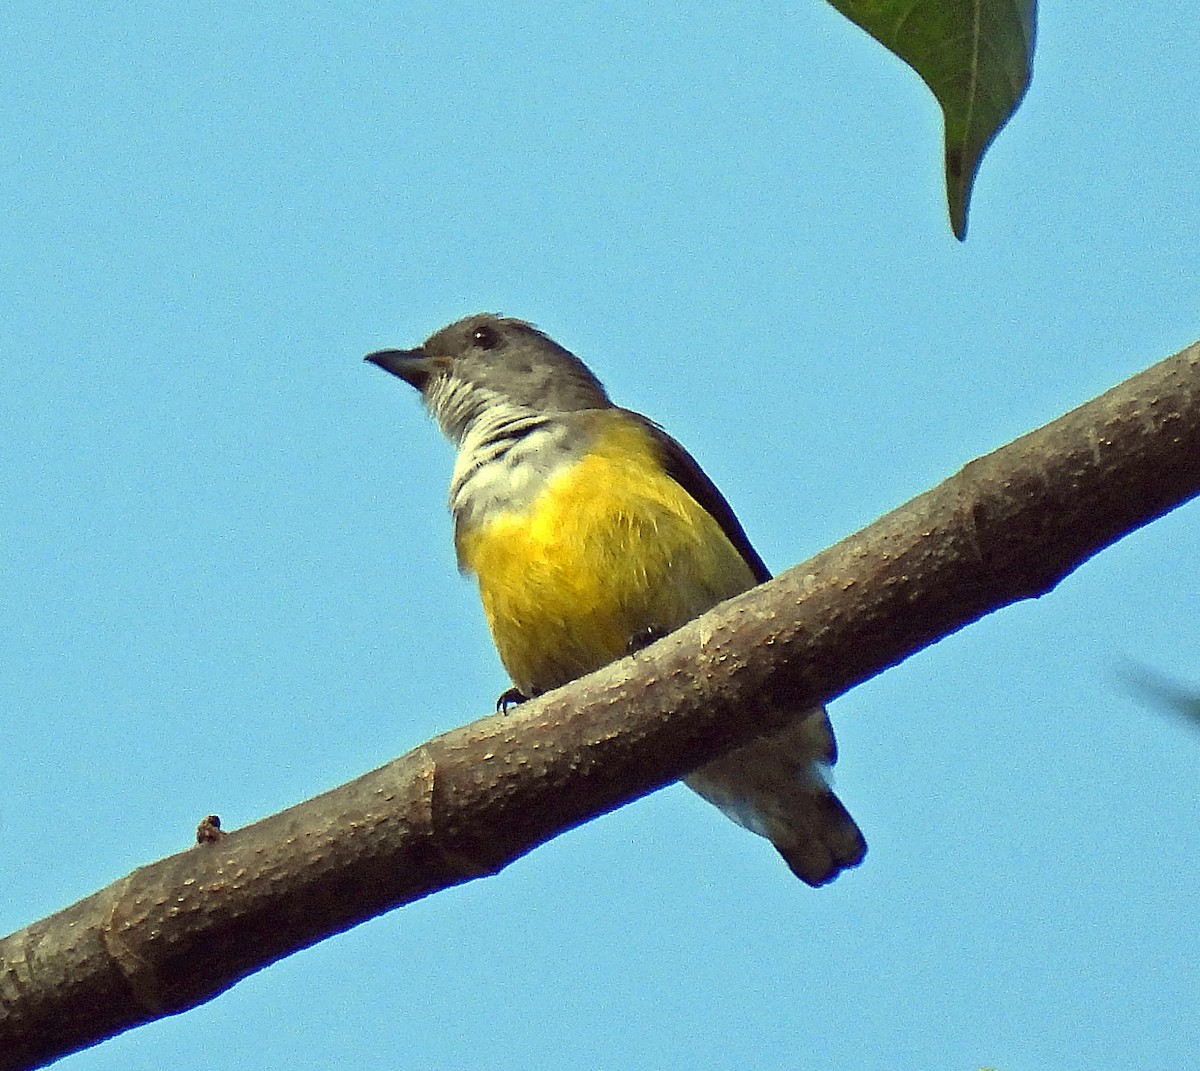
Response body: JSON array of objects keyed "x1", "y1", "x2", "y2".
[{"x1": 3, "y1": 340, "x2": 1199, "y2": 1071}]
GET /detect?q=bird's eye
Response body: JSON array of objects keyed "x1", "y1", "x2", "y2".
[{"x1": 472, "y1": 324, "x2": 501, "y2": 350}]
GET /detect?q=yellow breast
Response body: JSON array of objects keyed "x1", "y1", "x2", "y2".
[{"x1": 454, "y1": 415, "x2": 757, "y2": 697}]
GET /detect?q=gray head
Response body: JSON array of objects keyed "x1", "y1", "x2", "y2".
[{"x1": 366, "y1": 314, "x2": 611, "y2": 443}]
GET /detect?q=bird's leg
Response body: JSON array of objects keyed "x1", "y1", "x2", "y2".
[
  {"x1": 496, "y1": 687, "x2": 529, "y2": 713},
  {"x1": 626, "y1": 625, "x2": 668, "y2": 655}
]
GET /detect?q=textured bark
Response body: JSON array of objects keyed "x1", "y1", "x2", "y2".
[{"x1": 2, "y1": 340, "x2": 1198, "y2": 1070}]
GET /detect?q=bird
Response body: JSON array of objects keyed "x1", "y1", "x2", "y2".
[{"x1": 366, "y1": 313, "x2": 865, "y2": 885}]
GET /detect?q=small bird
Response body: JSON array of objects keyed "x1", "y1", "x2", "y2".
[{"x1": 366, "y1": 314, "x2": 865, "y2": 885}]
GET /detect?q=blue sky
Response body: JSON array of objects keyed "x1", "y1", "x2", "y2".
[{"x1": 2, "y1": 3, "x2": 1198, "y2": 1069}]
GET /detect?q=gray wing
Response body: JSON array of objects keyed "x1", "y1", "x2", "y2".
[
  {"x1": 619, "y1": 412, "x2": 866, "y2": 885},
  {"x1": 621, "y1": 410, "x2": 771, "y2": 584}
]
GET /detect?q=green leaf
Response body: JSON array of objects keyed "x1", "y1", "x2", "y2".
[{"x1": 827, "y1": 0, "x2": 1036, "y2": 239}]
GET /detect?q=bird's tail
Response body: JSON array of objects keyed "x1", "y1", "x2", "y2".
[{"x1": 683, "y1": 706, "x2": 866, "y2": 886}]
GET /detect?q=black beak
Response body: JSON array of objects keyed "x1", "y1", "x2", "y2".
[{"x1": 365, "y1": 347, "x2": 434, "y2": 391}]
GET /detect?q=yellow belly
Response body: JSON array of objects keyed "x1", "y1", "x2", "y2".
[{"x1": 455, "y1": 417, "x2": 757, "y2": 696}]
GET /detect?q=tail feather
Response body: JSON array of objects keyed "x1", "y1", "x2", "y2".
[{"x1": 683, "y1": 707, "x2": 866, "y2": 886}]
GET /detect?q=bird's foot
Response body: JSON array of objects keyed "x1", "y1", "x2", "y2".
[
  {"x1": 496, "y1": 687, "x2": 528, "y2": 713},
  {"x1": 625, "y1": 625, "x2": 667, "y2": 655}
]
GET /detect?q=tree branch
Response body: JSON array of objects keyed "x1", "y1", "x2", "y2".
[{"x1": 3, "y1": 340, "x2": 1198, "y2": 1071}]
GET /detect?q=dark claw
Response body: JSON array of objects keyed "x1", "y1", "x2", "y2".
[
  {"x1": 626, "y1": 625, "x2": 667, "y2": 655},
  {"x1": 496, "y1": 687, "x2": 528, "y2": 713}
]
